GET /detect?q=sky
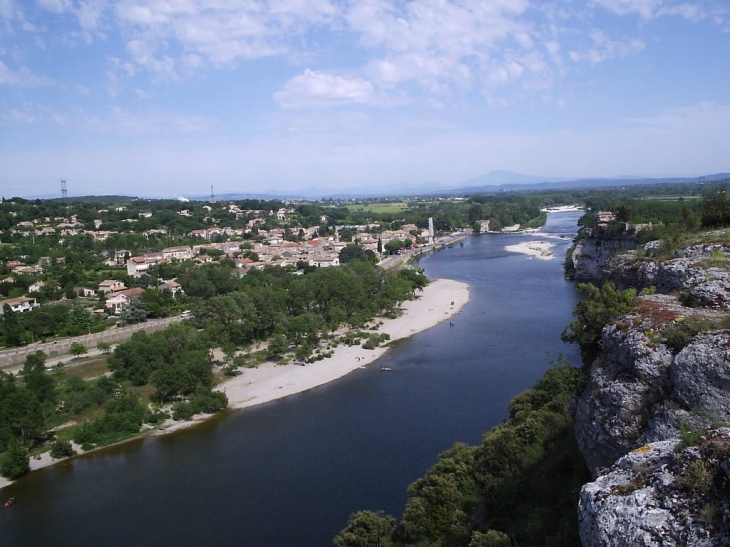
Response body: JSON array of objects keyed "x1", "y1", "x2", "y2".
[{"x1": 1, "y1": 0, "x2": 729, "y2": 199}]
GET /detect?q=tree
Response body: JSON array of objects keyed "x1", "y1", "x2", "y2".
[
  {"x1": 333, "y1": 510, "x2": 396, "y2": 547},
  {"x1": 468, "y1": 530, "x2": 511, "y2": 547},
  {"x1": 2, "y1": 304, "x2": 23, "y2": 346},
  {"x1": 68, "y1": 305, "x2": 92, "y2": 335},
  {"x1": 0, "y1": 438, "x2": 30, "y2": 479},
  {"x1": 384, "y1": 240, "x2": 403, "y2": 255},
  {"x1": 561, "y1": 282, "x2": 636, "y2": 363},
  {"x1": 22, "y1": 351, "x2": 54, "y2": 403},
  {"x1": 69, "y1": 342, "x2": 87, "y2": 358},
  {"x1": 120, "y1": 297, "x2": 148, "y2": 324},
  {"x1": 339, "y1": 244, "x2": 368, "y2": 264},
  {"x1": 267, "y1": 334, "x2": 289, "y2": 359},
  {"x1": 97, "y1": 341, "x2": 112, "y2": 354}
]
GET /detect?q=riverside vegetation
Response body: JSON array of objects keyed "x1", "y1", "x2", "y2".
[
  {"x1": 0, "y1": 260, "x2": 430, "y2": 480},
  {"x1": 0, "y1": 189, "x2": 584, "y2": 480},
  {"x1": 335, "y1": 179, "x2": 730, "y2": 546}
]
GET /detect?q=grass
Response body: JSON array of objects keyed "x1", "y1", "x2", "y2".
[{"x1": 347, "y1": 202, "x2": 410, "y2": 214}]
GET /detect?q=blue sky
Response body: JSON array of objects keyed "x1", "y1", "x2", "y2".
[{"x1": 1, "y1": 0, "x2": 729, "y2": 198}]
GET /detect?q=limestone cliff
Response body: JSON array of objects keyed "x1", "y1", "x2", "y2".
[
  {"x1": 579, "y1": 431, "x2": 730, "y2": 546},
  {"x1": 571, "y1": 232, "x2": 638, "y2": 282},
  {"x1": 575, "y1": 235, "x2": 730, "y2": 546}
]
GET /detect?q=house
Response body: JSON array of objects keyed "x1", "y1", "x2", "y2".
[
  {"x1": 115, "y1": 249, "x2": 131, "y2": 266},
  {"x1": 158, "y1": 280, "x2": 183, "y2": 296},
  {"x1": 0, "y1": 297, "x2": 39, "y2": 314},
  {"x1": 105, "y1": 287, "x2": 145, "y2": 314},
  {"x1": 126, "y1": 256, "x2": 166, "y2": 277},
  {"x1": 309, "y1": 256, "x2": 340, "y2": 268},
  {"x1": 28, "y1": 281, "x2": 45, "y2": 293},
  {"x1": 98, "y1": 279, "x2": 126, "y2": 293},
  {"x1": 74, "y1": 287, "x2": 96, "y2": 297},
  {"x1": 161, "y1": 246, "x2": 194, "y2": 261}
]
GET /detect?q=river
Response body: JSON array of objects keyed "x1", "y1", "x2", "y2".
[{"x1": 0, "y1": 211, "x2": 582, "y2": 546}]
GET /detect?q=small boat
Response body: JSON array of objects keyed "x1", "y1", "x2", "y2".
[
  {"x1": 3, "y1": 497, "x2": 15, "y2": 508},
  {"x1": 380, "y1": 366, "x2": 392, "y2": 372}
]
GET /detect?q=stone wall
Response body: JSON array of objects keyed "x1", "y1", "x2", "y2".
[{"x1": 0, "y1": 316, "x2": 181, "y2": 368}]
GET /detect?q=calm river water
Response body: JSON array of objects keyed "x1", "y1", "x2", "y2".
[{"x1": 1, "y1": 211, "x2": 582, "y2": 546}]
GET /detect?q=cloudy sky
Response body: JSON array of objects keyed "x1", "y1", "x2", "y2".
[{"x1": 1, "y1": 0, "x2": 729, "y2": 198}]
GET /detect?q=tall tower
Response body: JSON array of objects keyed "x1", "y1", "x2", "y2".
[
  {"x1": 210, "y1": 184, "x2": 215, "y2": 203},
  {"x1": 428, "y1": 217, "x2": 434, "y2": 246},
  {"x1": 61, "y1": 179, "x2": 68, "y2": 201}
]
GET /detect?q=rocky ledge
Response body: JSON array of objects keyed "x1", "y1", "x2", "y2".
[
  {"x1": 575, "y1": 235, "x2": 730, "y2": 545},
  {"x1": 579, "y1": 431, "x2": 730, "y2": 546}
]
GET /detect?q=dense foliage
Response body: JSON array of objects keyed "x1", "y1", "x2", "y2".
[
  {"x1": 335, "y1": 364, "x2": 589, "y2": 547},
  {"x1": 561, "y1": 282, "x2": 636, "y2": 363},
  {"x1": 182, "y1": 261, "x2": 427, "y2": 359}
]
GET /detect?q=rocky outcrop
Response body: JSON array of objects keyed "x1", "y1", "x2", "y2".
[
  {"x1": 574, "y1": 326, "x2": 673, "y2": 473},
  {"x1": 579, "y1": 431, "x2": 730, "y2": 546},
  {"x1": 575, "y1": 320, "x2": 730, "y2": 475},
  {"x1": 672, "y1": 333, "x2": 730, "y2": 418},
  {"x1": 572, "y1": 234, "x2": 638, "y2": 282},
  {"x1": 602, "y1": 243, "x2": 730, "y2": 309},
  {"x1": 574, "y1": 236, "x2": 730, "y2": 545}
]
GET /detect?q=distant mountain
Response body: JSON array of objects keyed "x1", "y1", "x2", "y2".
[
  {"x1": 456, "y1": 170, "x2": 570, "y2": 187},
  {"x1": 438, "y1": 172, "x2": 730, "y2": 197},
  {"x1": 23, "y1": 172, "x2": 730, "y2": 202}
]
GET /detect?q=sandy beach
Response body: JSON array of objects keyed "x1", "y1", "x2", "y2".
[
  {"x1": 163, "y1": 277, "x2": 470, "y2": 425},
  {"x1": 505, "y1": 240, "x2": 557, "y2": 260}
]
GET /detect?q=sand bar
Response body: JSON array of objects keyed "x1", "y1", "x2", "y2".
[
  {"x1": 208, "y1": 277, "x2": 468, "y2": 412},
  {"x1": 505, "y1": 240, "x2": 557, "y2": 260}
]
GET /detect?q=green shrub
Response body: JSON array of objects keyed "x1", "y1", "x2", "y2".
[
  {"x1": 49, "y1": 440, "x2": 76, "y2": 459},
  {"x1": 0, "y1": 439, "x2": 30, "y2": 479}
]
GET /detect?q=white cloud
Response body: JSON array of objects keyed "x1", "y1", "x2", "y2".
[
  {"x1": 592, "y1": 0, "x2": 664, "y2": 19},
  {"x1": 569, "y1": 30, "x2": 645, "y2": 63},
  {"x1": 0, "y1": 60, "x2": 52, "y2": 86},
  {"x1": 274, "y1": 69, "x2": 375, "y2": 108},
  {"x1": 36, "y1": 0, "x2": 73, "y2": 14},
  {"x1": 0, "y1": 0, "x2": 23, "y2": 20},
  {"x1": 113, "y1": 0, "x2": 339, "y2": 74}
]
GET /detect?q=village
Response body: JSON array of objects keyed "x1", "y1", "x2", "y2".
[{"x1": 0, "y1": 198, "x2": 442, "y2": 324}]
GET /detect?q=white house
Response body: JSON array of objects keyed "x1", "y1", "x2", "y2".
[{"x1": 0, "y1": 296, "x2": 39, "y2": 314}]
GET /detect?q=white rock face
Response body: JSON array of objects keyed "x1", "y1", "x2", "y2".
[{"x1": 579, "y1": 434, "x2": 730, "y2": 546}]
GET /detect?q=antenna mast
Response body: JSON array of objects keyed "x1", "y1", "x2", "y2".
[
  {"x1": 61, "y1": 179, "x2": 68, "y2": 202},
  {"x1": 210, "y1": 184, "x2": 215, "y2": 203}
]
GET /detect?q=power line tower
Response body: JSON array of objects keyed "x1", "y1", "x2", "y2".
[{"x1": 61, "y1": 179, "x2": 67, "y2": 202}]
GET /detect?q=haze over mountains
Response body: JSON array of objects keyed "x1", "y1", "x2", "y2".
[
  {"x1": 20, "y1": 171, "x2": 730, "y2": 202},
  {"x1": 200, "y1": 171, "x2": 730, "y2": 201}
]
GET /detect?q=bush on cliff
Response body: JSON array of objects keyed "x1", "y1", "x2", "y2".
[{"x1": 561, "y1": 282, "x2": 636, "y2": 363}]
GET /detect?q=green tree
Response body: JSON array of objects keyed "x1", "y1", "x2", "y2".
[
  {"x1": 69, "y1": 342, "x2": 87, "y2": 358},
  {"x1": 0, "y1": 438, "x2": 30, "y2": 479},
  {"x1": 120, "y1": 297, "x2": 148, "y2": 324},
  {"x1": 267, "y1": 333, "x2": 289, "y2": 359},
  {"x1": 68, "y1": 306, "x2": 92, "y2": 335},
  {"x1": 561, "y1": 282, "x2": 636, "y2": 362},
  {"x1": 22, "y1": 351, "x2": 54, "y2": 403},
  {"x1": 333, "y1": 510, "x2": 396, "y2": 547},
  {"x1": 97, "y1": 341, "x2": 112, "y2": 354},
  {"x1": 339, "y1": 244, "x2": 368, "y2": 264},
  {"x1": 2, "y1": 304, "x2": 23, "y2": 346}
]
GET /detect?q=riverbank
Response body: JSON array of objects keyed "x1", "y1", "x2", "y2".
[
  {"x1": 155, "y1": 277, "x2": 470, "y2": 433},
  {"x1": 0, "y1": 277, "x2": 470, "y2": 488}
]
